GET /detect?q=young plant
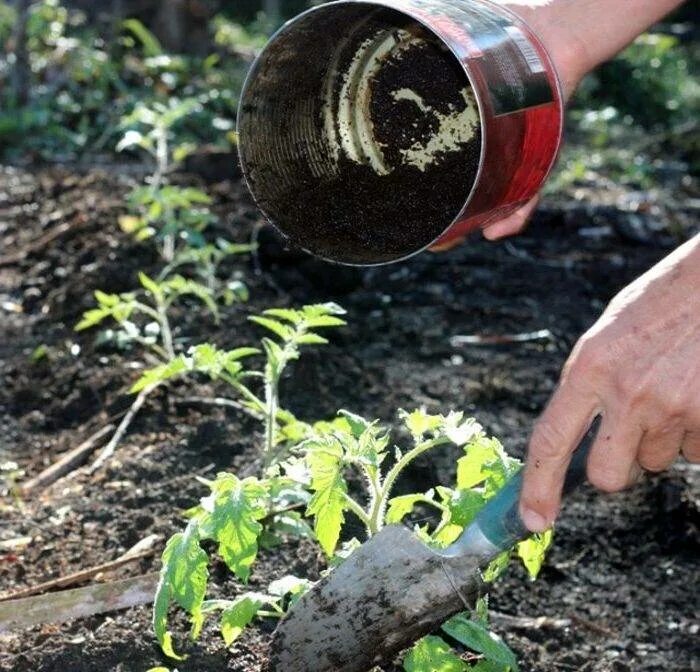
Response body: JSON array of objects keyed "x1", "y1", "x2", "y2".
[
  {"x1": 150, "y1": 303, "x2": 348, "y2": 657},
  {"x1": 158, "y1": 238, "x2": 254, "y2": 304},
  {"x1": 75, "y1": 271, "x2": 226, "y2": 469},
  {"x1": 299, "y1": 409, "x2": 552, "y2": 671},
  {"x1": 116, "y1": 98, "x2": 207, "y2": 260},
  {"x1": 152, "y1": 402, "x2": 551, "y2": 670}
]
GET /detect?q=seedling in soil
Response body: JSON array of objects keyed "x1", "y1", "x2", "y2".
[
  {"x1": 116, "y1": 98, "x2": 208, "y2": 260},
  {"x1": 158, "y1": 238, "x2": 254, "y2": 305},
  {"x1": 75, "y1": 271, "x2": 229, "y2": 470},
  {"x1": 150, "y1": 304, "x2": 350, "y2": 657},
  {"x1": 153, "y1": 402, "x2": 551, "y2": 670}
]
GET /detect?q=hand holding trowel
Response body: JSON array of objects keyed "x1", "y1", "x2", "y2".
[{"x1": 269, "y1": 420, "x2": 600, "y2": 672}]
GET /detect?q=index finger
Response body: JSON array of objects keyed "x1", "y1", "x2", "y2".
[{"x1": 519, "y1": 376, "x2": 599, "y2": 532}]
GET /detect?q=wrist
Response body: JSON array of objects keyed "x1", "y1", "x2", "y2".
[{"x1": 498, "y1": 2, "x2": 591, "y2": 101}]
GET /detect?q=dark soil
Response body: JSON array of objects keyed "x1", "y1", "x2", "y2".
[{"x1": 0, "y1": 163, "x2": 698, "y2": 672}]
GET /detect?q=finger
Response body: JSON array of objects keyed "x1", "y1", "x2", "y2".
[
  {"x1": 637, "y1": 425, "x2": 684, "y2": 473},
  {"x1": 519, "y1": 379, "x2": 599, "y2": 532},
  {"x1": 482, "y1": 196, "x2": 539, "y2": 241},
  {"x1": 680, "y1": 430, "x2": 700, "y2": 463},
  {"x1": 586, "y1": 413, "x2": 645, "y2": 492}
]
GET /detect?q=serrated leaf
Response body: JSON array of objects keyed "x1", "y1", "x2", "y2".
[
  {"x1": 456, "y1": 439, "x2": 502, "y2": 490},
  {"x1": 444, "y1": 413, "x2": 482, "y2": 446},
  {"x1": 249, "y1": 315, "x2": 292, "y2": 340},
  {"x1": 303, "y1": 315, "x2": 346, "y2": 328},
  {"x1": 295, "y1": 333, "x2": 328, "y2": 345},
  {"x1": 139, "y1": 271, "x2": 162, "y2": 298},
  {"x1": 386, "y1": 492, "x2": 434, "y2": 525},
  {"x1": 220, "y1": 595, "x2": 261, "y2": 646},
  {"x1": 305, "y1": 442, "x2": 347, "y2": 557},
  {"x1": 197, "y1": 474, "x2": 268, "y2": 582},
  {"x1": 441, "y1": 614, "x2": 518, "y2": 671},
  {"x1": 448, "y1": 489, "x2": 485, "y2": 528},
  {"x1": 130, "y1": 355, "x2": 188, "y2": 392},
  {"x1": 402, "y1": 409, "x2": 443, "y2": 439},
  {"x1": 403, "y1": 636, "x2": 467, "y2": 672},
  {"x1": 153, "y1": 522, "x2": 208, "y2": 659},
  {"x1": 75, "y1": 307, "x2": 111, "y2": 331},
  {"x1": 516, "y1": 529, "x2": 553, "y2": 579}
]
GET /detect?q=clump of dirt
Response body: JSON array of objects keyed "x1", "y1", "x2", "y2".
[{"x1": 273, "y1": 32, "x2": 481, "y2": 265}]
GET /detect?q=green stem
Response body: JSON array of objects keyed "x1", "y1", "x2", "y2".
[
  {"x1": 154, "y1": 298, "x2": 175, "y2": 360},
  {"x1": 369, "y1": 437, "x2": 451, "y2": 533},
  {"x1": 343, "y1": 494, "x2": 372, "y2": 531},
  {"x1": 263, "y1": 373, "x2": 279, "y2": 470}
]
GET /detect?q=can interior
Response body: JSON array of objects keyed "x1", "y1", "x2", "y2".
[{"x1": 238, "y1": 2, "x2": 482, "y2": 265}]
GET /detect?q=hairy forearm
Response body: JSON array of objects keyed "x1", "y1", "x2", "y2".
[{"x1": 497, "y1": 0, "x2": 687, "y2": 97}]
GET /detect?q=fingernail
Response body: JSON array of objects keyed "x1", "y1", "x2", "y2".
[{"x1": 520, "y1": 506, "x2": 548, "y2": 532}]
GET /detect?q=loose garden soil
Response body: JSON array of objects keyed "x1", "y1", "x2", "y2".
[{"x1": 0, "y1": 163, "x2": 698, "y2": 672}]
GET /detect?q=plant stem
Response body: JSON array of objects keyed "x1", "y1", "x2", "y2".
[
  {"x1": 369, "y1": 437, "x2": 451, "y2": 534},
  {"x1": 343, "y1": 494, "x2": 372, "y2": 530},
  {"x1": 154, "y1": 298, "x2": 175, "y2": 360},
  {"x1": 262, "y1": 373, "x2": 279, "y2": 471}
]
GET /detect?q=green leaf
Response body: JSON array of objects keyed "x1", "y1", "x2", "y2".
[
  {"x1": 441, "y1": 614, "x2": 518, "y2": 671},
  {"x1": 403, "y1": 636, "x2": 467, "y2": 672},
  {"x1": 402, "y1": 409, "x2": 443, "y2": 439},
  {"x1": 448, "y1": 489, "x2": 485, "y2": 528},
  {"x1": 305, "y1": 441, "x2": 347, "y2": 557},
  {"x1": 197, "y1": 474, "x2": 268, "y2": 582},
  {"x1": 139, "y1": 271, "x2": 162, "y2": 299},
  {"x1": 516, "y1": 529, "x2": 553, "y2": 579},
  {"x1": 267, "y1": 574, "x2": 313, "y2": 605},
  {"x1": 153, "y1": 522, "x2": 208, "y2": 659},
  {"x1": 386, "y1": 492, "x2": 435, "y2": 525},
  {"x1": 130, "y1": 355, "x2": 189, "y2": 392},
  {"x1": 219, "y1": 595, "x2": 261, "y2": 646},
  {"x1": 443, "y1": 413, "x2": 482, "y2": 446},
  {"x1": 483, "y1": 551, "x2": 510, "y2": 583},
  {"x1": 249, "y1": 315, "x2": 292, "y2": 340},
  {"x1": 122, "y1": 18, "x2": 163, "y2": 56}
]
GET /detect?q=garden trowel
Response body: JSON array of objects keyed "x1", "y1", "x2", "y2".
[{"x1": 269, "y1": 420, "x2": 600, "y2": 672}]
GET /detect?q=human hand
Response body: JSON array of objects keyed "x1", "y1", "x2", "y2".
[
  {"x1": 480, "y1": 0, "x2": 686, "y2": 241},
  {"x1": 519, "y1": 235, "x2": 700, "y2": 532}
]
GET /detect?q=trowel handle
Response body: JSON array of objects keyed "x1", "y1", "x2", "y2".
[{"x1": 475, "y1": 417, "x2": 601, "y2": 552}]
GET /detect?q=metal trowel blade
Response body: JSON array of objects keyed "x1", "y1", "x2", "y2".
[{"x1": 269, "y1": 524, "x2": 486, "y2": 672}]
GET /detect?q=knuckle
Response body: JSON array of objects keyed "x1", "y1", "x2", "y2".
[{"x1": 530, "y1": 420, "x2": 568, "y2": 461}]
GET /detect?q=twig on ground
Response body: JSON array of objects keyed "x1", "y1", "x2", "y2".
[
  {"x1": 450, "y1": 329, "x2": 553, "y2": 346},
  {"x1": 0, "y1": 536, "x2": 158, "y2": 602},
  {"x1": 490, "y1": 611, "x2": 572, "y2": 630},
  {"x1": 88, "y1": 384, "x2": 157, "y2": 473},
  {"x1": 19, "y1": 424, "x2": 115, "y2": 496},
  {"x1": 0, "y1": 572, "x2": 159, "y2": 632}
]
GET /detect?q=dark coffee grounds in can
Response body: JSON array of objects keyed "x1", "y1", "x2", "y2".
[{"x1": 275, "y1": 31, "x2": 481, "y2": 265}]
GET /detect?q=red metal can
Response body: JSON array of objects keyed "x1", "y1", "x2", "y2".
[{"x1": 237, "y1": 0, "x2": 563, "y2": 265}]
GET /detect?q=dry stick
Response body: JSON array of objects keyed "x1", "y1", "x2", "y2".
[
  {"x1": 0, "y1": 572, "x2": 159, "y2": 632},
  {"x1": 88, "y1": 383, "x2": 157, "y2": 473},
  {"x1": 0, "y1": 543, "x2": 157, "y2": 603},
  {"x1": 19, "y1": 424, "x2": 115, "y2": 496}
]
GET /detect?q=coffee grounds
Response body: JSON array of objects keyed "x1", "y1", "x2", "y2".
[{"x1": 272, "y1": 27, "x2": 481, "y2": 266}]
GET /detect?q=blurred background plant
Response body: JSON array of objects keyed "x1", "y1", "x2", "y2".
[{"x1": 0, "y1": 0, "x2": 697, "y2": 187}]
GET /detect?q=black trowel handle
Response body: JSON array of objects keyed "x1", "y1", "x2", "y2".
[{"x1": 475, "y1": 417, "x2": 601, "y2": 552}]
